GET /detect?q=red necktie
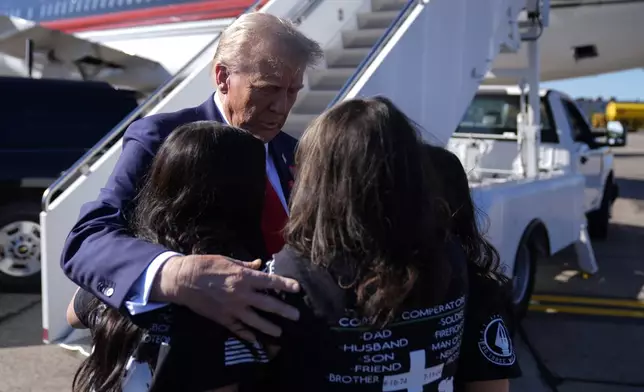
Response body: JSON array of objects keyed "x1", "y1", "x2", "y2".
[{"x1": 261, "y1": 178, "x2": 288, "y2": 256}]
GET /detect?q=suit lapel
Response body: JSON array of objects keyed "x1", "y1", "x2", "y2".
[
  {"x1": 197, "y1": 94, "x2": 224, "y2": 122},
  {"x1": 268, "y1": 139, "x2": 294, "y2": 202}
]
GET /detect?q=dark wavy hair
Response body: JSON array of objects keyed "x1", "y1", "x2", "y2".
[
  {"x1": 73, "y1": 121, "x2": 267, "y2": 392},
  {"x1": 133, "y1": 120, "x2": 266, "y2": 258},
  {"x1": 72, "y1": 300, "x2": 141, "y2": 392},
  {"x1": 284, "y1": 96, "x2": 452, "y2": 326},
  {"x1": 423, "y1": 144, "x2": 508, "y2": 283}
]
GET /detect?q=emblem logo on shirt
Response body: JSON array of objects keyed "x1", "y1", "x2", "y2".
[
  {"x1": 224, "y1": 337, "x2": 269, "y2": 366},
  {"x1": 477, "y1": 315, "x2": 516, "y2": 366}
]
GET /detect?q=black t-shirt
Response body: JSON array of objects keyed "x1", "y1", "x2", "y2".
[
  {"x1": 73, "y1": 253, "x2": 271, "y2": 392},
  {"x1": 74, "y1": 243, "x2": 521, "y2": 391},
  {"x1": 209, "y1": 244, "x2": 522, "y2": 391},
  {"x1": 74, "y1": 288, "x2": 259, "y2": 391}
]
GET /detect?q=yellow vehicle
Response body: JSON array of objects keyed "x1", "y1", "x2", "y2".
[{"x1": 592, "y1": 101, "x2": 644, "y2": 132}]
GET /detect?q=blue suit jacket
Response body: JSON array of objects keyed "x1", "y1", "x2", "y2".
[{"x1": 61, "y1": 94, "x2": 298, "y2": 309}]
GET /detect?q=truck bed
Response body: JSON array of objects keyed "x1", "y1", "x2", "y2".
[{"x1": 471, "y1": 170, "x2": 586, "y2": 270}]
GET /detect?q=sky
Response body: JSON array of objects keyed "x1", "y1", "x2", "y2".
[{"x1": 542, "y1": 68, "x2": 644, "y2": 101}]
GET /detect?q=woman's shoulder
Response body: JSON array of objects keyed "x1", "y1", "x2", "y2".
[
  {"x1": 266, "y1": 247, "x2": 295, "y2": 276},
  {"x1": 269, "y1": 246, "x2": 333, "y2": 289},
  {"x1": 270, "y1": 246, "x2": 347, "y2": 323}
]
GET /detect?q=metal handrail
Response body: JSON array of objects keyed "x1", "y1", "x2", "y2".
[
  {"x1": 41, "y1": 1, "x2": 263, "y2": 210},
  {"x1": 288, "y1": 0, "x2": 324, "y2": 23},
  {"x1": 328, "y1": 0, "x2": 420, "y2": 108}
]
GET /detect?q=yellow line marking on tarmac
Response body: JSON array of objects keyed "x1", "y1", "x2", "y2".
[
  {"x1": 531, "y1": 294, "x2": 644, "y2": 309},
  {"x1": 529, "y1": 304, "x2": 644, "y2": 318}
]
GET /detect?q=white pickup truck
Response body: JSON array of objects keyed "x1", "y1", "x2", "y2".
[{"x1": 446, "y1": 85, "x2": 623, "y2": 317}]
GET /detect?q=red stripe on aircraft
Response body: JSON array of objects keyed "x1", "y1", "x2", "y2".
[{"x1": 40, "y1": 0, "x2": 264, "y2": 33}]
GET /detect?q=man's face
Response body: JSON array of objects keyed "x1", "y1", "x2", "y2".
[{"x1": 215, "y1": 59, "x2": 304, "y2": 142}]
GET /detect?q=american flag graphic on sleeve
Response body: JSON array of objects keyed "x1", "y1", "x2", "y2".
[{"x1": 224, "y1": 337, "x2": 269, "y2": 366}]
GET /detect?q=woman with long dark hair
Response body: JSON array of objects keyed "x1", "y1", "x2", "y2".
[
  {"x1": 68, "y1": 120, "x2": 268, "y2": 392},
  {"x1": 205, "y1": 97, "x2": 522, "y2": 392},
  {"x1": 423, "y1": 144, "x2": 507, "y2": 280},
  {"x1": 423, "y1": 144, "x2": 518, "y2": 391}
]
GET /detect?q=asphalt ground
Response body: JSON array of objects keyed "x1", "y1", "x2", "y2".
[
  {"x1": 1, "y1": 134, "x2": 643, "y2": 392},
  {"x1": 512, "y1": 132, "x2": 644, "y2": 392}
]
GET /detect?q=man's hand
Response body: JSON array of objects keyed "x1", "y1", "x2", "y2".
[{"x1": 151, "y1": 255, "x2": 300, "y2": 342}]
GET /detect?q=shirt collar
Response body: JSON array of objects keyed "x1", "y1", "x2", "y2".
[
  {"x1": 214, "y1": 92, "x2": 269, "y2": 151},
  {"x1": 213, "y1": 92, "x2": 230, "y2": 125}
]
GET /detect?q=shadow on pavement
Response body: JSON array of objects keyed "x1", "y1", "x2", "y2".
[
  {"x1": 535, "y1": 222, "x2": 644, "y2": 300},
  {"x1": 616, "y1": 177, "x2": 644, "y2": 201},
  {"x1": 520, "y1": 312, "x2": 644, "y2": 391},
  {"x1": 0, "y1": 295, "x2": 82, "y2": 392},
  {"x1": 525, "y1": 214, "x2": 644, "y2": 391},
  {"x1": 615, "y1": 177, "x2": 644, "y2": 202},
  {"x1": 612, "y1": 152, "x2": 644, "y2": 159},
  {"x1": 0, "y1": 294, "x2": 43, "y2": 349}
]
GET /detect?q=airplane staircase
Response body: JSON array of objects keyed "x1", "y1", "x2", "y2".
[
  {"x1": 40, "y1": 0, "x2": 527, "y2": 347},
  {"x1": 282, "y1": 0, "x2": 409, "y2": 137}
]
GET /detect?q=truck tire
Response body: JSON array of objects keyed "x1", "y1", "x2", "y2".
[
  {"x1": 0, "y1": 201, "x2": 42, "y2": 293},
  {"x1": 511, "y1": 225, "x2": 547, "y2": 321},
  {"x1": 587, "y1": 176, "x2": 613, "y2": 241}
]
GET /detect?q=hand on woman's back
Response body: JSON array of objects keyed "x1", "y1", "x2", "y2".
[{"x1": 153, "y1": 255, "x2": 301, "y2": 342}]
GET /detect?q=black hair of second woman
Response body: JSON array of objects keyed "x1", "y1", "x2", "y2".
[
  {"x1": 285, "y1": 96, "x2": 453, "y2": 327},
  {"x1": 423, "y1": 144, "x2": 509, "y2": 284},
  {"x1": 72, "y1": 120, "x2": 267, "y2": 392}
]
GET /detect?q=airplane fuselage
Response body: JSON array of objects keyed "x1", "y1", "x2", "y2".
[{"x1": 1, "y1": 0, "x2": 642, "y2": 81}]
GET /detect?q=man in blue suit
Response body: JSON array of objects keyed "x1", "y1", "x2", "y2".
[{"x1": 61, "y1": 12, "x2": 323, "y2": 342}]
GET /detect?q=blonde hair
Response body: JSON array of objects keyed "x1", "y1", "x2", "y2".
[{"x1": 213, "y1": 12, "x2": 323, "y2": 74}]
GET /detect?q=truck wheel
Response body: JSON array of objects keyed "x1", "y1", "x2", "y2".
[
  {"x1": 511, "y1": 228, "x2": 546, "y2": 321},
  {"x1": 0, "y1": 201, "x2": 42, "y2": 293},
  {"x1": 587, "y1": 176, "x2": 613, "y2": 241}
]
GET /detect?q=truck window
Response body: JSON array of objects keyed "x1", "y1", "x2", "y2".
[
  {"x1": 560, "y1": 99, "x2": 597, "y2": 148},
  {"x1": 456, "y1": 93, "x2": 558, "y2": 143}
]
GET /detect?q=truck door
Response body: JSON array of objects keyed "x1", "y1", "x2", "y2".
[{"x1": 560, "y1": 98, "x2": 606, "y2": 211}]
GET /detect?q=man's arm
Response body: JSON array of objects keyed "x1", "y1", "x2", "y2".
[
  {"x1": 61, "y1": 114, "x2": 303, "y2": 340},
  {"x1": 61, "y1": 119, "x2": 171, "y2": 310},
  {"x1": 123, "y1": 252, "x2": 183, "y2": 314}
]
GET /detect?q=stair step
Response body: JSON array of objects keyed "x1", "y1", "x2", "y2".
[
  {"x1": 293, "y1": 90, "x2": 337, "y2": 115},
  {"x1": 342, "y1": 28, "x2": 387, "y2": 49},
  {"x1": 357, "y1": 11, "x2": 399, "y2": 29},
  {"x1": 370, "y1": 0, "x2": 408, "y2": 12},
  {"x1": 308, "y1": 67, "x2": 355, "y2": 90},
  {"x1": 326, "y1": 48, "x2": 371, "y2": 68},
  {"x1": 283, "y1": 114, "x2": 318, "y2": 139}
]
